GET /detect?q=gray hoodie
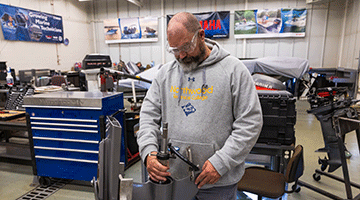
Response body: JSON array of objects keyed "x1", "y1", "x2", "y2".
[{"x1": 137, "y1": 39, "x2": 263, "y2": 188}]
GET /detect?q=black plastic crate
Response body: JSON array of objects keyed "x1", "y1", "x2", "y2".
[
  {"x1": 263, "y1": 115, "x2": 296, "y2": 127},
  {"x1": 257, "y1": 124, "x2": 295, "y2": 145},
  {"x1": 124, "y1": 112, "x2": 140, "y2": 155},
  {"x1": 257, "y1": 90, "x2": 296, "y2": 145},
  {"x1": 258, "y1": 90, "x2": 296, "y2": 117}
]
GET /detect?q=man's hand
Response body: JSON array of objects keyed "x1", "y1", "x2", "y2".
[
  {"x1": 195, "y1": 160, "x2": 221, "y2": 188},
  {"x1": 146, "y1": 151, "x2": 171, "y2": 182}
]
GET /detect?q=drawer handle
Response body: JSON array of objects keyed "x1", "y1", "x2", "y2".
[
  {"x1": 32, "y1": 127, "x2": 98, "y2": 133},
  {"x1": 31, "y1": 122, "x2": 98, "y2": 128},
  {"x1": 31, "y1": 117, "x2": 98, "y2": 123},
  {"x1": 24, "y1": 105, "x2": 101, "y2": 110},
  {"x1": 35, "y1": 155, "x2": 98, "y2": 164},
  {"x1": 34, "y1": 146, "x2": 99, "y2": 154},
  {"x1": 33, "y1": 136, "x2": 99, "y2": 144}
]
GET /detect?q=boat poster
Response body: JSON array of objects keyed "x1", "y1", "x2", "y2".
[
  {"x1": 234, "y1": 8, "x2": 307, "y2": 39},
  {"x1": 104, "y1": 16, "x2": 158, "y2": 44}
]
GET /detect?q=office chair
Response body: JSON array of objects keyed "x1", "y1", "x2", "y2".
[{"x1": 237, "y1": 145, "x2": 304, "y2": 200}]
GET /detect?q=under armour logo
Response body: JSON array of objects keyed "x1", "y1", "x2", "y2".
[{"x1": 188, "y1": 77, "x2": 195, "y2": 82}]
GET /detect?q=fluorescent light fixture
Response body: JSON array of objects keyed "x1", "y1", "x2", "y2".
[
  {"x1": 79, "y1": 0, "x2": 92, "y2": 2},
  {"x1": 127, "y1": 0, "x2": 143, "y2": 7}
]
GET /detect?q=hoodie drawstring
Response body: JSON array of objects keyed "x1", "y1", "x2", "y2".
[
  {"x1": 177, "y1": 69, "x2": 184, "y2": 105},
  {"x1": 201, "y1": 67, "x2": 208, "y2": 96}
]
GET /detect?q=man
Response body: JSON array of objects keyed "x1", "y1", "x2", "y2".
[{"x1": 136, "y1": 12, "x2": 263, "y2": 200}]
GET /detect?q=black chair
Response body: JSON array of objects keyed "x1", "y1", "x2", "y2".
[{"x1": 237, "y1": 145, "x2": 304, "y2": 200}]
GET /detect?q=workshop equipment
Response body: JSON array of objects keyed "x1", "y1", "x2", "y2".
[
  {"x1": 307, "y1": 87, "x2": 358, "y2": 173},
  {"x1": 18, "y1": 69, "x2": 54, "y2": 86},
  {"x1": 132, "y1": 123, "x2": 200, "y2": 200},
  {"x1": 92, "y1": 114, "x2": 123, "y2": 200},
  {"x1": 124, "y1": 112, "x2": 140, "y2": 166},
  {"x1": 253, "y1": 73, "x2": 286, "y2": 91},
  {"x1": 5, "y1": 85, "x2": 34, "y2": 111},
  {"x1": 23, "y1": 91, "x2": 125, "y2": 184},
  {"x1": 297, "y1": 89, "x2": 360, "y2": 200},
  {"x1": 82, "y1": 67, "x2": 152, "y2": 92},
  {"x1": 0, "y1": 61, "x2": 17, "y2": 86},
  {"x1": 306, "y1": 67, "x2": 359, "y2": 99},
  {"x1": 93, "y1": 121, "x2": 200, "y2": 200},
  {"x1": 82, "y1": 54, "x2": 112, "y2": 70}
]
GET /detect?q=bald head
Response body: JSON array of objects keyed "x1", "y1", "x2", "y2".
[
  {"x1": 167, "y1": 12, "x2": 201, "y2": 36},
  {"x1": 166, "y1": 12, "x2": 211, "y2": 71}
]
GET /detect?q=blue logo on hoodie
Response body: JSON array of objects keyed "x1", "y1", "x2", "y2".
[
  {"x1": 181, "y1": 102, "x2": 196, "y2": 116},
  {"x1": 188, "y1": 77, "x2": 195, "y2": 82}
]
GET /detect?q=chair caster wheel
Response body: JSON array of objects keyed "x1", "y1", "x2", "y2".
[
  {"x1": 313, "y1": 173, "x2": 321, "y2": 181},
  {"x1": 39, "y1": 176, "x2": 51, "y2": 187},
  {"x1": 320, "y1": 164, "x2": 328, "y2": 171},
  {"x1": 292, "y1": 185, "x2": 301, "y2": 193}
]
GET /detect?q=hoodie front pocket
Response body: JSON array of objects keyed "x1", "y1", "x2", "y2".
[{"x1": 168, "y1": 139, "x2": 215, "y2": 180}]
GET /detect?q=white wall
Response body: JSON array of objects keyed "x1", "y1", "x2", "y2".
[
  {"x1": 341, "y1": 0, "x2": 360, "y2": 70},
  {"x1": 0, "y1": 0, "x2": 94, "y2": 73},
  {"x1": 92, "y1": 0, "x2": 357, "y2": 69}
]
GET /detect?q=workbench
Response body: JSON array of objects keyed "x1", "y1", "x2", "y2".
[{"x1": 0, "y1": 115, "x2": 32, "y2": 164}]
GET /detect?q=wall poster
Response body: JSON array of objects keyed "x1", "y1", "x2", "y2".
[
  {"x1": 167, "y1": 11, "x2": 230, "y2": 39},
  {"x1": 234, "y1": 8, "x2": 307, "y2": 39},
  {"x1": 0, "y1": 3, "x2": 63, "y2": 43},
  {"x1": 104, "y1": 16, "x2": 158, "y2": 44}
]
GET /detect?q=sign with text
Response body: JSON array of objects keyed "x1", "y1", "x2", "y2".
[
  {"x1": 167, "y1": 11, "x2": 230, "y2": 39},
  {"x1": 234, "y1": 8, "x2": 307, "y2": 39},
  {"x1": 0, "y1": 3, "x2": 63, "y2": 43}
]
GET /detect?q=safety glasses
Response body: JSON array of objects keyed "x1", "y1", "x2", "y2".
[{"x1": 166, "y1": 30, "x2": 199, "y2": 55}]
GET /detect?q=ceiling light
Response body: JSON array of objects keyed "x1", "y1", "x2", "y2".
[{"x1": 127, "y1": 0, "x2": 143, "y2": 7}]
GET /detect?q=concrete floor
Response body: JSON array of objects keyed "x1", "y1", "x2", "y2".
[{"x1": 1, "y1": 100, "x2": 360, "y2": 200}]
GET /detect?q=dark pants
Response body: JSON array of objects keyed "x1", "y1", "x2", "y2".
[{"x1": 193, "y1": 184, "x2": 237, "y2": 200}]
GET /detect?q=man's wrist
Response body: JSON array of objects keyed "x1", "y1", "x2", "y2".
[
  {"x1": 148, "y1": 152, "x2": 158, "y2": 157},
  {"x1": 145, "y1": 151, "x2": 158, "y2": 167}
]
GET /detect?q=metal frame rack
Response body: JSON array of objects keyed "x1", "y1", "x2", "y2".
[{"x1": 298, "y1": 116, "x2": 360, "y2": 200}]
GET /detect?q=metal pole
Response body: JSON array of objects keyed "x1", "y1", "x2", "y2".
[
  {"x1": 336, "y1": 119, "x2": 353, "y2": 199},
  {"x1": 297, "y1": 180, "x2": 343, "y2": 200}
]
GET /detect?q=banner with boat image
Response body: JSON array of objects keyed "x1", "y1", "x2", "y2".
[
  {"x1": 234, "y1": 8, "x2": 307, "y2": 39},
  {"x1": 104, "y1": 16, "x2": 158, "y2": 44},
  {"x1": 0, "y1": 3, "x2": 63, "y2": 43}
]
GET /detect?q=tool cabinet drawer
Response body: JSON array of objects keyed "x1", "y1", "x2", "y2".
[
  {"x1": 35, "y1": 157, "x2": 97, "y2": 181},
  {"x1": 31, "y1": 129, "x2": 100, "y2": 141},
  {"x1": 34, "y1": 146, "x2": 98, "y2": 161},
  {"x1": 27, "y1": 108, "x2": 104, "y2": 120},
  {"x1": 33, "y1": 137, "x2": 99, "y2": 151}
]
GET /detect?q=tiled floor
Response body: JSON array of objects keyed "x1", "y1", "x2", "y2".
[{"x1": 1, "y1": 100, "x2": 360, "y2": 200}]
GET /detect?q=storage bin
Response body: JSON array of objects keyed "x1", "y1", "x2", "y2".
[{"x1": 257, "y1": 90, "x2": 296, "y2": 145}]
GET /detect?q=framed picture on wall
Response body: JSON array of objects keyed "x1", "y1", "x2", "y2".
[
  {"x1": 167, "y1": 11, "x2": 230, "y2": 39},
  {"x1": 104, "y1": 16, "x2": 158, "y2": 44},
  {"x1": 234, "y1": 8, "x2": 307, "y2": 39}
]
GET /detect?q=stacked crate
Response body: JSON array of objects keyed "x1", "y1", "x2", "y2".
[{"x1": 257, "y1": 90, "x2": 296, "y2": 145}]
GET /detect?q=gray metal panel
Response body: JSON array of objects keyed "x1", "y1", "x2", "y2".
[{"x1": 23, "y1": 91, "x2": 121, "y2": 107}]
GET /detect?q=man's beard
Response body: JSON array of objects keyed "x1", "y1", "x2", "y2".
[{"x1": 177, "y1": 42, "x2": 206, "y2": 73}]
